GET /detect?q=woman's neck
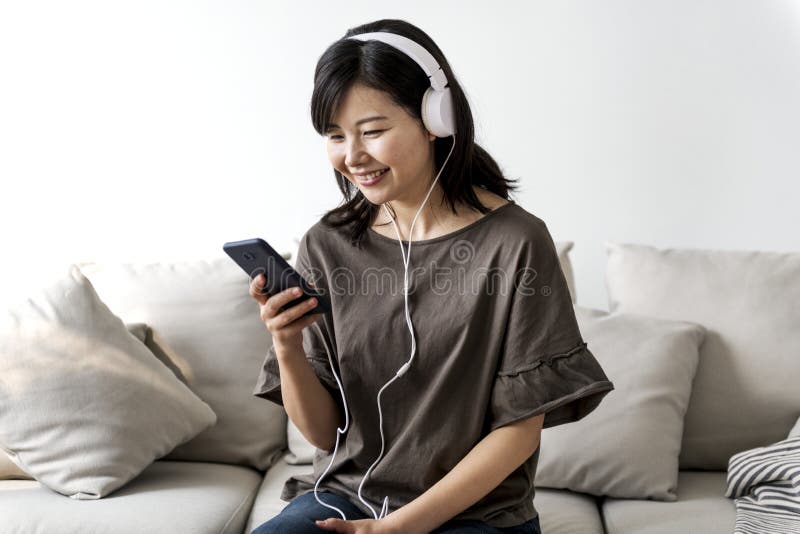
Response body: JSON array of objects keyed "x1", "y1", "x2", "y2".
[
  {"x1": 372, "y1": 185, "x2": 507, "y2": 242},
  {"x1": 380, "y1": 183, "x2": 451, "y2": 241}
]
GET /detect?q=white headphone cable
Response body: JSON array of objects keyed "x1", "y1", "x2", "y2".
[
  {"x1": 312, "y1": 135, "x2": 457, "y2": 521},
  {"x1": 356, "y1": 135, "x2": 457, "y2": 520}
]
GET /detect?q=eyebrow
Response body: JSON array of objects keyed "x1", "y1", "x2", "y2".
[{"x1": 325, "y1": 115, "x2": 388, "y2": 132}]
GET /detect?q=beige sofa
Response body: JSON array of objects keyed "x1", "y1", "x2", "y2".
[{"x1": 1, "y1": 239, "x2": 797, "y2": 534}]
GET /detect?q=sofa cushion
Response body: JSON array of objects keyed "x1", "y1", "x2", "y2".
[
  {"x1": 79, "y1": 257, "x2": 288, "y2": 471},
  {"x1": 245, "y1": 455, "x2": 604, "y2": 534},
  {"x1": 0, "y1": 322, "x2": 185, "y2": 481},
  {"x1": 0, "y1": 460, "x2": 262, "y2": 534},
  {"x1": 605, "y1": 242, "x2": 800, "y2": 470},
  {"x1": 534, "y1": 487, "x2": 605, "y2": 534},
  {"x1": 535, "y1": 306, "x2": 705, "y2": 501},
  {"x1": 600, "y1": 471, "x2": 736, "y2": 534},
  {"x1": 0, "y1": 265, "x2": 217, "y2": 499},
  {"x1": 281, "y1": 240, "x2": 579, "y2": 466},
  {"x1": 245, "y1": 454, "x2": 317, "y2": 531}
]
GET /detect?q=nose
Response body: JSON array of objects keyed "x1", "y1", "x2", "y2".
[{"x1": 344, "y1": 137, "x2": 369, "y2": 169}]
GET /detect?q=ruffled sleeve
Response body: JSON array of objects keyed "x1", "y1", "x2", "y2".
[
  {"x1": 252, "y1": 333, "x2": 342, "y2": 414},
  {"x1": 488, "y1": 221, "x2": 614, "y2": 432},
  {"x1": 251, "y1": 231, "x2": 344, "y2": 415}
]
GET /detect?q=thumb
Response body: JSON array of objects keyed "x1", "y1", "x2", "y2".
[{"x1": 315, "y1": 518, "x2": 347, "y2": 532}]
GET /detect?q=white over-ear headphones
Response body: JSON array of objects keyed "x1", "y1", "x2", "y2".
[
  {"x1": 345, "y1": 31, "x2": 456, "y2": 138},
  {"x1": 312, "y1": 30, "x2": 459, "y2": 523}
]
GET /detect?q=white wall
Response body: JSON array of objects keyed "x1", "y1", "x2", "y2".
[{"x1": 1, "y1": 0, "x2": 798, "y2": 311}]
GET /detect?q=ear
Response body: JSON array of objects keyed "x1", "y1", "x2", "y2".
[{"x1": 427, "y1": 130, "x2": 436, "y2": 142}]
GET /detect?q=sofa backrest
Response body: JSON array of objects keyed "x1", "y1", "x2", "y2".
[{"x1": 605, "y1": 242, "x2": 800, "y2": 470}]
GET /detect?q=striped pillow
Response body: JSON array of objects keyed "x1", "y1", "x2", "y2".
[{"x1": 725, "y1": 433, "x2": 800, "y2": 532}]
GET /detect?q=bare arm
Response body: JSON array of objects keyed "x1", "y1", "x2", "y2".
[
  {"x1": 276, "y1": 344, "x2": 343, "y2": 452},
  {"x1": 250, "y1": 273, "x2": 342, "y2": 453},
  {"x1": 382, "y1": 413, "x2": 545, "y2": 534}
]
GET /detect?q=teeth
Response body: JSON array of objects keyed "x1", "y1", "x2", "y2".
[{"x1": 362, "y1": 168, "x2": 388, "y2": 181}]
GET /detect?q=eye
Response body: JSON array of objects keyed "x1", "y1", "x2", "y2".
[{"x1": 326, "y1": 129, "x2": 384, "y2": 141}]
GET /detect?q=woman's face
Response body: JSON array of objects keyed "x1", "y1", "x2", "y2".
[{"x1": 325, "y1": 83, "x2": 436, "y2": 208}]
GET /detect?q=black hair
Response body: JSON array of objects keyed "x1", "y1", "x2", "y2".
[{"x1": 310, "y1": 18, "x2": 519, "y2": 248}]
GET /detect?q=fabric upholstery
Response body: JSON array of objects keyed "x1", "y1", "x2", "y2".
[
  {"x1": 605, "y1": 242, "x2": 800, "y2": 469},
  {"x1": 0, "y1": 264, "x2": 216, "y2": 499},
  {"x1": 601, "y1": 471, "x2": 735, "y2": 533},
  {"x1": 0, "y1": 322, "x2": 178, "y2": 481},
  {"x1": 535, "y1": 306, "x2": 705, "y2": 500},
  {"x1": 79, "y1": 257, "x2": 289, "y2": 471},
  {"x1": 0, "y1": 461, "x2": 262, "y2": 534}
]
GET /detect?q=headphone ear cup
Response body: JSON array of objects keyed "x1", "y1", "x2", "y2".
[{"x1": 422, "y1": 87, "x2": 455, "y2": 138}]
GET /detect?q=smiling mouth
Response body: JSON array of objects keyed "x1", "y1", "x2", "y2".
[{"x1": 357, "y1": 168, "x2": 389, "y2": 185}]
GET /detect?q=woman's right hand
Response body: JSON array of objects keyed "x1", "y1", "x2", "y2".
[{"x1": 249, "y1": 273, "x2": 322, "y2": 352}]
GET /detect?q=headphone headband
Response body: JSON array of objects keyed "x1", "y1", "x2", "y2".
[
  {"x1": 345, "y1": 31, "x2": 456, "y2": 137},
  {"x1": 345, "y1": 32, "x2": 448, "y2": 92}
]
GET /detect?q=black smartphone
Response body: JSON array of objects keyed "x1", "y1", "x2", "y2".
[{"x1": 222, "y1": 238, "x2": 330, "y2": 317}]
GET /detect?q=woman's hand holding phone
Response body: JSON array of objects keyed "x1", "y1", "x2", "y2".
[{"x1": 249, "y1": 273, "x2": 323, "y2": 354}]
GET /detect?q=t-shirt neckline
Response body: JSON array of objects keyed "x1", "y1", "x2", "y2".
[{"x1": 366, "y1": 199, "x2": 517, "y2": 246}]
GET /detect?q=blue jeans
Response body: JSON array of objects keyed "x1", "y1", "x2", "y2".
[{"x1": 251, "y1": 491, "x2": 542, "y2": 534}]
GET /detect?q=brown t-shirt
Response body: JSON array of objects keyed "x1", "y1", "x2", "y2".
[{"x1": 253, "y1": 199, "x2": 614, "y2": 528}]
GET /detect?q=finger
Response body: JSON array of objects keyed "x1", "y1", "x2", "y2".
[
  {"x1": 270, "y1": 310, "x2": 320, "y2": 337},
  {"x1": 274, "y1": 297, "x2": 319, "y2": 330},
  {"x1": 314, "y1": 519, "x2": 331, "y2": 530},
  {"x1": 249, "y1": 274, "x2": 268, "y2": 300},
  {"x1": 264, "y1": 286, "x2": 304, "y2": 316},
  {"x1": 285, "y1": 311, "x2": 322, "y2": 334},
  {"x1": 315, "y1": 518, "x2": 348, "y2": 532}
]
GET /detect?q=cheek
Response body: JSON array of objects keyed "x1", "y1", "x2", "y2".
[
  {"x1": 326, "y1": 144, "x2": 345, "y2": 168},
  {"x1": 377, "y1": 143, "x2": 398, "y2": 165}
]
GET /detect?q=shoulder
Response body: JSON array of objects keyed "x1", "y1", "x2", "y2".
[
  {"x1": 487, "y1": 204, "x2": 566, "y2": 287},
  {"x1": 470, "y1": 187, "x2": 553, "y2": 246},
  {"x1": 486, "y1": 199, "x2": 553, "y2": 249}
]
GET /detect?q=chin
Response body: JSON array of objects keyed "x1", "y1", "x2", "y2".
[
  {"x1": 361, "y1": 191, "x2": 390, "y2": 206},
  {"x1": 354, "y1": 183, "x2": 389, "y2": 201}
]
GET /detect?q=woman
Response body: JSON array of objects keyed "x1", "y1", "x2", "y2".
[{"x1": 249, "y1": 19, "x2": 614, "y2": 534}]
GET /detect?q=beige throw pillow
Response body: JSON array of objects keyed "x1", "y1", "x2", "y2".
[
  {"x1": 535, "y1": 305, "x2": 705, "y2": 501},
  {"x1": 605, "y1": 242, "x2": 800, "y2": 469},
  {"x1": 79, "y1": 257, "x2": 288, "y2": 471},
  {"x1": 0, "y1": 265, "x2": 217, "y2": 499},
  {"x1": 0, "y1": 322, "x2": 172, "y2": 480}
]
